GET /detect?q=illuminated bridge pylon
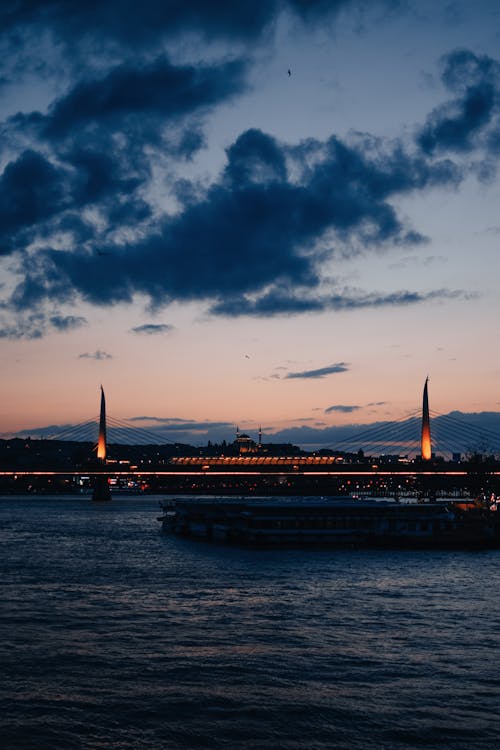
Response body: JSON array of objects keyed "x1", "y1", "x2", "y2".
[
  {"x1": 93, "y1": 385, "x2": 111, "y2": 501},
  {"x1": 97, "y1": 385, "x2": 107, "y2": 463},
  {"x1": 421, "y1": 377, "x2": 432, "y2": 461}
]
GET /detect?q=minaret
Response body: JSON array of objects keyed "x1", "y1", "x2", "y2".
[
  {"x1": 421, "y1": 377, "x2": 432, "y2": 461},
  {"x1": 97, "y1": 385, "x2": 107, "y2": 462},
  {"x1": 258, "y1": 425, "x2": 262, "y2": 447}
]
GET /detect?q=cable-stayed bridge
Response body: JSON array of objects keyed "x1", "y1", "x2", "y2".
[
  {"x1": 2, "y1": 383, "x2": 500, "y2": 499},
  {"x1": 12, "y1": 407, "x2": 500, "y2": 460}
]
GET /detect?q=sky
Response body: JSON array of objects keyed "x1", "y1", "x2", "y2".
[{"x1": 1, "y1": 0, "x2": 500, "y2": 450}]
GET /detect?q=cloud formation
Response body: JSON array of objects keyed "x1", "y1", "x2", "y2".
[
  {"x1": 0, "y1": 313, "x2": 45, "y2": 339},
  {"x1": 49, "y1": 315, "x2": 87, "y2": 331},
  {"x1": 325, "y1": 404, "x2": 361, "y2": 413},
  {"x1": 5, "y1": 126, "x2": 465, "y2": 318},
  {"x1": 210, "y1": 287, "x2": 470, "y2": 317},
  {"x1": 0, "y1": 150, "x2": 68, "y2": 255},
  {"x1": 417, "y1": 49, "x2": 500, "y2": 156},
  {"x1": 37, "y1": 57, "x2": 247, "y2": 142},
  {"x1": 1, "y1": 3, "x2": 498, "y2": 333},
  {"x1": 285, "y1": 363, "x2": 350, "y2": 379},
  {"x1": 130, "y1": 324, "x2": 174, "y2": 335},
  {"x1": 0, "y1": 311, "x2": 87, "y2": 339},
  {"x1": 0, "y1": 1, "x2": 359, "y2": 54},
  {"x1": 128, "y1": 417, "x2": 233, "y2": 432}
]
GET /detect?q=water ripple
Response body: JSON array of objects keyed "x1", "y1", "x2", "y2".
[{"x1": 1, "y1": 496, "x2": 500, "y2": 750}]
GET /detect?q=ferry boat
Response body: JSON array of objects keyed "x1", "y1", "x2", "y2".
[{"x1": 158, "y1": 496, "x2": 500, "y2": 549}]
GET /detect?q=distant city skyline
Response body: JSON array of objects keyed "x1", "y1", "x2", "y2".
[{"x1": 1, "y1": 1, "x2": 500, "y2": 440}]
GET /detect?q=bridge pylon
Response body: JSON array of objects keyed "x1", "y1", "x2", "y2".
[
  {"x1": 97, "y1": 385, "x2": 107, "y2": 462},
  {"x1": 92, "y1": 385, "x2": 111, "y2": 501},
  {"x1": 421, "y1": 377, "x2": 432, "y2": 460}
]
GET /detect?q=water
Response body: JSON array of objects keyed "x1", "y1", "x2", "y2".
[{"x1": 1, "y1": 495, "x2": 499, "y2": 750}]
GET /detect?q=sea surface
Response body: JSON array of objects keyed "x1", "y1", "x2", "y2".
[{"x1": 1, "y1": 495, "x2": 499, "y2": 750}]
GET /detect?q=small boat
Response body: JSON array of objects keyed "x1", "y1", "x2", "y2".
[{"x1": 158, "y1": 496, "x2": 500, "y2": 549}]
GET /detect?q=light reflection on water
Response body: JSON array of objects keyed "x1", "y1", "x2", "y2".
[{"x1": 1, "y1": 495, "x2": 500, "y2": 750}]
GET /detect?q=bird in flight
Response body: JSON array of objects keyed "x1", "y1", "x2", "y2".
[{"x1": 288, "y1": 69, "x2": 291, "y2": 76}]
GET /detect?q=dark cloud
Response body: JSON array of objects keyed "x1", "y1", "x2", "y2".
[
  {"x1": 210, "y1": 287, "x2": 470, "y2": 317},
  {"x1": 65, "y1": 148, "x2": 142, "y2": 205},
  {"x1": 129, "y1": 416, "x2": 188, "y2": 423},
  {"x1": 224, "y1": 128, "x2": 288, "y2": 186},
  {"x1": 417, "y1": 49, "x2": 500, "y2": 155},
  {"x1": 0, "y1": 1, "x2": 360, "y2": 53},
  {"x1": 0, "y1": 56, "x2": 248, "y2": 262},
  {"x1": 4, "y1": 422, "x2": 88, "y2": 439},
  {"x1": 11, "y1": 128, "x2": 463, "y2": 313},
  {"x1": 0, "y1": 150, "x2": 69, "y2": 254},
  {"x1": 325, "y1": 404, "x2": 361, "y2": 414},
  {"x1": 49, "y1": 315, "x2": 87, "y2": 331},
  {"x1": 0, "y1": 312, "x2": 45, "y2": 339},
  {"x1": 0, "y1": 144, "x2": 153, "y2": 258},
  {"x1": 39, "y1": 57, "x2": 247, "y2": 141},
  {"x1": 78, "y1": 350, "x2": 113, "y2": 360},
  {"x1": 0, "y1": 310, "x2": 87, "y2": 339},
  {"x1": 9, "y1": 253, "x2": 74, "y2": 312},
  {"x1": 3, "y1": 58, "x2": 245, "y2": 251},
  {"x1": 418, "y1": 82, "x2": 495, "y2": 154},
  {"x1": 130, "y1": 324, "x2": 173, "y2": 335},
  {"x1": 1, "y1": 37, "x2": 495, "y2": 328},
  {"x1": 127, "y1": 417, "x2": 233, "y2": 431},
  {"x1": 441, "y1": 48, "x2": 499, "y2": 94},
  {"x1": 285, "y1": 363, "x2": 350, "y2": 379}
]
